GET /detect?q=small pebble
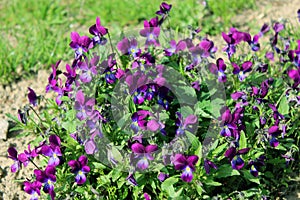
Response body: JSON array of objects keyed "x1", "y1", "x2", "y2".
[{"x1": 0, "y1": 119, "x2": 9, "y2": 140}]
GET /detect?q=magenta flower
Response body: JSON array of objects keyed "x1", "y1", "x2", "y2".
[
  {"x1": 219, "y1": 107, "x2": 239, "y2": 138},
  {"x1": 131, "y1": 143, "x2": 158, "y2": 170},
  {"x1": 126, "y1": 173, "x2": 138, "y2": 186},
  {"x1": 172, "y1": 154, "x2": 199, "y2": 182},
  {"x1": 198, "y1": 38, "x2": 217, "y2": 58},
  {"x1": 268, "y1": 125, "x2": 282, "y2": 147},
  {"x1": 78, "y1": 56, "x2": 99, "y2": 83},
  {"x1": 232, "y1": 61, "x2": 253, "y2": 81},
  {"x1": 23, "y1": 181, "x2": 42, "y2": 200},
  {"x1": 41, "y1": 135, "x2": 62, "y2": 166},
  {"x1": 34, "y1": 166, "x2": 56, "y2": 200},
  {"x1": 68, "y1": 155, "x2": 91, "y2": 185},
  {"x1": 18, "y1": 144, "x2": 38, "y2": 167},
  {"x1": 156, "y1": 2, "x2": 172, "y2": 16}
]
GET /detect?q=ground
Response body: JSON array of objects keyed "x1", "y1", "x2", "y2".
[{"x1": 0, "y1": 0, "x2": 299, "y2": 199}]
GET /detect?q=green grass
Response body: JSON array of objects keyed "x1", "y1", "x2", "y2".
[{"x1": 0, "y1": 0, "x2": 256, "y2": 84}]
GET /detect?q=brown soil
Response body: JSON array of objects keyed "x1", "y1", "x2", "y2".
[{"x1": 0, "y1": 0, "x2": 299, "y2": 199}]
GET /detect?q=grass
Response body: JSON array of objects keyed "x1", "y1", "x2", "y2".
[{"x1": 0, "y1": 0, "x2": 256, "y2": 84}]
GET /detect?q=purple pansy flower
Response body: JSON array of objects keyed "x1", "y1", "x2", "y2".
[
  {"x1": 158, "y1": 172, "x2": 169, "y2": 182},
  {"x1": 140, "y1": 17, "x2": 160, "y2": 47},
  {"x1": 172, "y1": 154, "x2": 199, "y2": 182},
  {"x1": 224, "y1": 147, "x2": 250, "y2": 170},
  {"x1": 64, "y1": 63, "x2": 78, "y2": 87},
  {"x1": 244, "y1": 32, "x2": 260, "y2": 51},
  {"x1": 130, "y1": 110, "x2": 150, "y2": 133},
  {"x1": 18, "y1": 109, "x2": 27, "y2": 124},
  {"x1": 232, "y1": 61, "x2": 253, "y2": 81},
  {"x1": 117, "y1": 37, "x2": 141, "y2": 58},
  {"x1": 219, "y1": 107, "x2": 239, "y2": 138},
  {"x1": 24, "y1": 181, "x2": 42, "y2": 200},
  {"x1": 198, "y1": 38, "x2": 217, "y2": 58},
  {"x1": 126, "y1": 173, "x2": 138, "y2": 186},
  {"x1": 156, "y1": 2, "x2": 172, "y2": 16},
  {"x1": 131, "y1": 143, "x2": 158, "y2": 170},
  {"x1": 18, "y1": 144, "x2": 38, "y2": 167},
  {"x1": 34, "y1": 166, "x2": 56, "y2": 200},
  {"x1": 268, "y1": 104, "x2": 284, "y2": 121},
  {"x1": 78, "y1": 56, "x2": 98, "y2": 83},
  {"x1": 69, "y1": 32, "x2": 92, "y2": 60},
  {"x1": 28, "y1": 87, "x2": 38, "y2": 106},
  {"x1": 41, "y1": 134, "x2": 62, "y2": 166},
  {"x1": 68, "y1": 155, "x2": 91, "y2": 185},
  {"x1": 175, "y1": 112, "x2": 198, "y2": 135},
  {"x1": 7, "y1": 147, "x2": 22, "y2": 173},
  {"x1": 144, "y1": 193, "x2": 151, "y2": 200},
  {"x1": 74, "y1": 90, "x2": 95, "y2": 120},
  {"x1": 268, "y1": 125, "x2": 282, "y2": 147},
  {"x1": 288, "y1": 67, "x2": 300, "y2": 88},
  {"x1": 258, "y1": 23, "x2": 270, "y2": 37},
  {"x1": 46, "y1": 60, "x2": 61, "y2": 93},
  {"x1": 164, "y1": 40, "x2": 186, "y2": 56},
  {"x1": 248, "y1": 155, "x2": 265, "y2": 177},
  {"x1": 209, "y1": 58, "x2": 227, "y2": 82},
  {"x1": 204, "y1": 158, "x2": 217, "y2": 174},
  {"x1": 89, "y1": 17, "x2": 108, "y2": 46}
]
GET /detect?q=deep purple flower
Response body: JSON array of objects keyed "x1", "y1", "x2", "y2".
[
  {"x1": 78, "y1": 56, "x2": 98, "y2": 83},
  {"x1": 268, "y1": 104, "x2": 284, "y2": 121},
  {"x1": 172, "y1": 154, "x2": 199, "y2": 182},
  {"x1": 231, "y1": 91, "x2": 247, "y2": 102},
  {"x1": 89, "y1": 17, "x2": 108, "y2": 46},
  {"x1": 84, "y1": 139, "x2": 98, "y2": 155},
  {"x1": 74, "y1": 90, "x2": 95, "y2": 120},
  {"x1": 126, "y1": 173, "x2": 138, "y2": 186},
  {"x1": 185, "y1": 46, "x2": 204, "y2": 70},
  {"x1": 68, "y1": 155, "x2": 90, "y2": 185},
  {"x1": 258, "y1": 23, "x2": 270, "y2": 37},
  {"x1": 244, "y1": 33, "x2": 260, "y2": 51},
  {"x1": 41, "y1": 145, "x2": 62, "y2": 166},
  {"x1": 24, "y1": 181, "x2": 42, "y2": 200},
  {"x1": 232, "y1": 61, "x2": 253, "y2": 81},
  {"x1": 18, "y1": 109, "x2": 27, "y2": 124},
  {"x1": 140, "y1": 17, "x2": 160, "y2": 47},
  {"x1": 117, "y1": 37, "x2": 141, "y2": 58},
  {"x1": 268, "y1": 125, "x2": 282, "y2": 147},
  {"x1": 131, "y1": 143, "x2": 158, "y2": 170},
  {"x1": 132, "y1": 52, "x2": 155, "y2": 70},
  {"x1": 7, "y1": 147, "x2": 21, "y2": 173},
  {"x1": 46, "y1": 60, "x2": 61, "y2": 93},
  {"x1": 222, "y1": 28, "x2": 246, "y2": 58},
  {"x1": 248, "y1": 155, "x2": 265, "y2": 177},
  {"x1": 209, "y1": 58, "x2": 227, "y2": 82},
  {"x1": 28, "y1": 87, "x2": 38, "y2": 106},
  {"x1": 219, "y1": 107, "x2": 239, "y2": 138},
  {"x1": 69, "y1": 32, "x2": 92, "y2": 60},
  {"x1": 164, "y1": 40, "x2": 186, "y2": 56},
  {"x1": 192, "y1": 81, "x2": 200, "y2": 91},
  {"x1": 224, "y1": 147, "x2": 250, "y2": 170},
  {"x1": 175, "y1": 112, "x2": 197, "y2": 135},
  {"x1": 204, "y1": 158, "x2": 217, "y2": 174},
  {"x1": 34, "y1": 166, "x2": 56, "y2": 200},
  {"x1": 130, "y1": 110, "x2": 150, "y2": 133},
  {"x1": 156, "y1": 2, "x2": 172, "y2": 16},
  {"x1": 64, "y1": 63, "x2": 78, "y2": 87}
]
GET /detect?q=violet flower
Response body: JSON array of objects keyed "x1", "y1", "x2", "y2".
[
  {"x1": 144, "y1": 193, "x2": 151, "y2": 200},
  {"x1": 268, "y1": 104, "x2": 284, "y2": 121},
  {"x1": 164, "y1": 40, "x2": 186, "y2": 56},
  {"x1": 198, "y1": 38, "x2": 217, "y2": 58},
  {"x1": 157, "y1": 172, "x2": 169, "y2": 182},
  {"x1": 204, "y1": 158, "x2": 217, "y2": 174},
  {"x1": 18, "y1": 109, "x2": 27, "y2": 124},
  {"x1": 69, "y1": 32, "x2": 92, "y2": 60},
  {"x1": 248, "y1": 155, "x2": 265, "y2": 177},
  {"x1": 78, "y1": 56, "x2": 99, "y2": 83},
  {"x1": 28, "y1": 87, "x2": 38, "y2": 106},
  {"x1": 156, "y1": 2, "x2": 172, "y2": 16},
  {"x1": 258, "y1": 23, "x2": 270, "y2": 37},
  {"x1": 140, "y1": 17, "x2": 160, "y2": 47},
  {"x1": 131, "y1": 143, "x2": 158, "y2": 170},
  {"x1": 224, "y1": 147, "x2": 250, "y2": 170},
  {"x1": 34, "y1": 166, "x2": 56, "y2": 200},
  {"x1": 18, "y1": 144, "x2": 38, "y2": 167},
  {"x1": 244, "y1": 32, "x2": 260, "y2": 51},
  {"x1": 287, "y1": 67, "x2": 300, "y2": 88},
  {"x1": 23, "y1": 181, "x2": 42, "y2": 200},
  {"x1": 131, "y1": 110, "x2": 150, "y2": 133},
  {"x1": 41, "y1": 135, "x2": 62, "y2": 166},
  {"x1": 117, "y1": 37, "x2": 141, "y2": 58},
  {"x1": 7, "y1": 147, "x2": 21, "y2": 172},
  {"x1": 46, "y1": 60, "x2": 61, "y2": 93},
  {"x1": 172, "y1": 154, "x2": 199, "y2": 182},
  {"x1": 100, "y1": 54, "x2": 119, "y2": 84},
  {"x1": 126, "y1": 173, "x2": 138, "y2": 186},
  {"x1": 74, "y1": 90, "x2": 95, "y2": 120},
  {"x1": 89, "y1": 17, "x2": 108, "y2": 46},
  {"x1": 68, "y1": 155, "x2": 91, "y2": 185},
  {"x1": 63, "y1": 63, "x2": 78, "y2": 88},
  {"x1": 219, "y1": 107, "x2": 239, "y2": 138},
  {"x1": 175, "y1": 112, "x2": 197, "y2": 135},
  {"x1": 209, "y1": 58, "x2": 227, "y2": 82},
  {"x1": 268, "y1": 125, "x2": 282, "y2": 147},
  {"x1": 232, "y1": 61, "x2": 253, "y2": 81}
]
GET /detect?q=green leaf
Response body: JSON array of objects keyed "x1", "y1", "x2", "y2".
[
  {"x1": 215, "y1": 164, "x2": 240, "y2": 178},
  {"x1": 185, "y1": 131, "x2": 200, "y2": 151},
  {"x1": 204, "y1": 178, "x2": 222, "y2": 186},
  {"x1": 242, "y1": 170, "x2": 260, "y2": 184},
  {"x1": 278, "y1": 96, "x2": 289, "y2": 115},
  {"x1": 212, "y1": 143, "x2": 227, "y2": 156},
  {"x1": 195, "y1": 142, "x2": 202, "y2": 166},
  {"x1": 161, "y1": 177, "x2": 178, "y2": 196},
  {"x1": 239, "y1": 131, "x2": 247, "y2": 149}
]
